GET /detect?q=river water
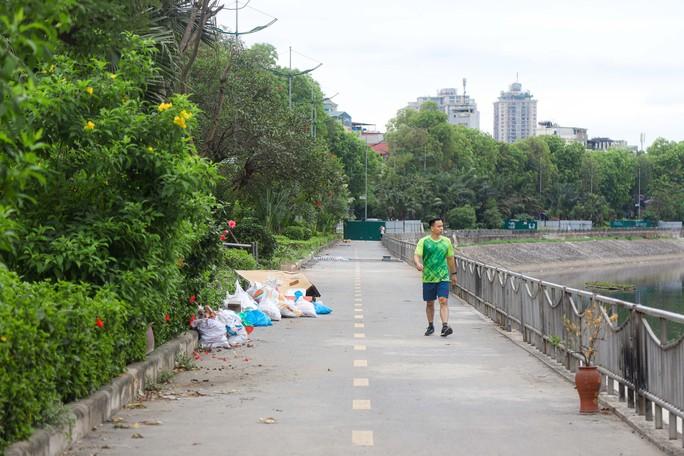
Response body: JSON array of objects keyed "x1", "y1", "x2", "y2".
[{"x1": 537, "y1": 260, "x2": 684, "y2": 340}]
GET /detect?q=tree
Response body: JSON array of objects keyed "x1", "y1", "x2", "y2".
[{"x1": 447, "y1": 205, "x2": 477, "y2": 230}]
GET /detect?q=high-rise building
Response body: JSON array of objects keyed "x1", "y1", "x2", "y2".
[
  {"x1": 407, "y1": 81, "x2": 480, "y2": 130},
  {"x1": 493, "y1": 81, "x2": 537, "y2": 143}
]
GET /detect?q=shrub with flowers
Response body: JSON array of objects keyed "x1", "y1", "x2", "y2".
[{"x1": 0, "y1": 34, "x2": 219, "y2": 449}]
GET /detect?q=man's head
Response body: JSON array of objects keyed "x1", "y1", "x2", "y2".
[{"x1": 428, "y1": 217, "x2": 444, "y2": 236}]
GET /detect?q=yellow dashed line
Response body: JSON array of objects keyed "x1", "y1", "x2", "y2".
[
  {"x1": 353, "y1": 359, "x2": 368, "y2": 367},
  {"x1": 353, "y1": 378, "x2": 369, "y2": 387},
  {"x1": 352, "y1": 430, "x2": 374, "y2": 446},
  {"x1": 355, "y1": 323, "x2": 365, "y2": 328},
  {"x1": 352, "y1": 399, "x2": 371, "y2": 410},
  {"x1": 353, "y1": 344, "x2": 366, "y2": 351},
  {"x1": 353, "y1": 333, "x2": 365, "y2": 339}
]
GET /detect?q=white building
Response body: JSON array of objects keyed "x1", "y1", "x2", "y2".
[
  {"x1": 407, "y1": 82, "x2": 480, "y2": 130},
  {"x1": 535, "y1": 121, "x2": 588, "y2": 146},
  {"x1": 493, "y1": 81, "x2": 537, "y2": 143}
]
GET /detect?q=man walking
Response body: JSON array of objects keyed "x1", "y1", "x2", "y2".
[{"x1": 413, "y1": 218, "x2": 457, "y2": 337}]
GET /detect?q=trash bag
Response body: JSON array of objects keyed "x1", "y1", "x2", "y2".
[
  {"x1": 278, "y1": 292, "x2": 302, "y2": 318},
  {"x1": 241, "y1": 309, "x2": 272, "y2": 327},
  {"x1": 191, "y1": 317, "x2": 230, "y2": 348},
  {"x1": 314, "y1": 301, "x2": 332, "y2": 315},
  {"x1": 224, "y1": 279, "x2": 258, "y2": 311},
  {"x1": 295, "y1": 297, "x2": 317, "y2": 318},
  {"x1": 246, "y1": 281, "x2": 265, "y2": 303},
  {"x1": 258, "y1": 286, "x2": 282, "y2": 321},
  {"x1": 216, "y1": 309, "x2": 249, "y2": 346}
]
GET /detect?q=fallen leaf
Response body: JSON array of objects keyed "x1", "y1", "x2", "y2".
[
  {"x1": 126, "y1": 402, "x2": 146, "y2": 409},
  {"x1": 142, "y1": 420, "x2": 163, "y2": 426},
  {"x1": 111, "y1": 417, "x2": 125, "y2": 423},
  {"x1": 113, "y1": 423, "x2": 131, "y2": 429},
  {"x1": 259, "y1": 417, "x2": 277, "y2": 424},
  {"x1": 131, "y1": 433, "x2": 144, "y2": 439}
]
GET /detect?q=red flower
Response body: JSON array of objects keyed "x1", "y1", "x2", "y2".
[
  {"x1": 219, "y1": 234, "x2": 226, "y2": 241},
  {"x1": 222, "y1": 229, "x2": 229, "y2": 235},
  {"x1": 95, "y1": 317, "x2": 104, "y2": 328},
  {"x1": 189, "y1": 295, "x2": 196, "y2": 304},
  {"x1": 165, "y1": 313, "x2": 171, "y2": 322},
  {"x1": 189, "y1": 314, "x2": 196, "y2": 327},
  {"x1": 227, "y1": 220, "x2": 236, "y2": 229},
  {"x1": 314, "y1": 200, "x2": 322, "y2": 208}
]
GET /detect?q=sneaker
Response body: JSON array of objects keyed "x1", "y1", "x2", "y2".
[
  {"x1": 440, "y1": 325, "x2": 453, "y2": 337},
  {"x1": 424, "y1": 324, "x2": 435, "y2": 336}
]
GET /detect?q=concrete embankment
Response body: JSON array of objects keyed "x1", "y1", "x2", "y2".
[{"x1": 460, "y1": 238, "x2": 684, "y2": 274}]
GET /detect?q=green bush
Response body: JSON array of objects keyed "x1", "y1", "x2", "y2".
[
  {"x1": 446, "y1": 205, "x2": 477, "y2": 230},
  {"x1": 0, "y1": 269, "x2": 133, "y2": 450},
  {"x1": 282, "y1": 225, "x2": 313, "y2": 240},
  {"x1": 231, "y1": 219, "x2": 277, "y2": 259}
]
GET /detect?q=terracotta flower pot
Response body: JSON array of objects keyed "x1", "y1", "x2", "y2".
[{"x1": 575, "y1": 366, "x2": 601, "y2": 414}]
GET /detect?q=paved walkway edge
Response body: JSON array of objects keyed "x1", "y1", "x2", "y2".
[
  {"x1": 467, "y1": 302, "x2": 684, "y2": 456},
  {"x1": 6, "y1": 331, "x2": 198, "y2": 456}
]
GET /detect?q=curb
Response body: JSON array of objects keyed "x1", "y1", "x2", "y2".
[
  {"x1": 468, "y1": 303, "x2": 684, "y2": 456},
  {"x1": 6, "y1": 331, "x2": 198, "y2": 456}
]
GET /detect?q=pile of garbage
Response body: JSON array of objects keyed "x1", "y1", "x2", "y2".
[{"x1": 190, "y1": 271, "x2": 332, "y2": 349}]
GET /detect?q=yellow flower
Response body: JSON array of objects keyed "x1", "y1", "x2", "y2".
[
  {"x1": 109, "y1": 73, "x2": 117, "y2": 79},
  {"x1": 179, "y1": 110, "x2": 192, "y2": 120},
  {"x1": 0, "y1": 335, "x2": 7, "y2": 342},
  {"x1": 85, "y1": 121, "x2": 95, "y2": 131},
  {"x1": 48, "y1": 64, "x2": 56, "y2": 73},
  {"x1": 86, "y1": 86, "x2": 94, "y2": 96},
  {"x1": 173, "y1": 115, "x2": 187, "y2": 129},
  {"x1": 147, "y1": 146, "x2": 154, "y2": 153},
  {"x1": 158, "y1": 102, "x2": 173, "y2": 112}
]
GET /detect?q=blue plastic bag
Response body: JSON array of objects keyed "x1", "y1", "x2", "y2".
[
  {"x1": 314, "y1": 302, "x2": 332, "y2": 315},
  {"x1": 242, "y1": 309, "x2": 272, "y2": 327}
]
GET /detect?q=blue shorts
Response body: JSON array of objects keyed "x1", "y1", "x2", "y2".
[{"x1": 423, "y1": 281, "x2": 450, "y2": 302}]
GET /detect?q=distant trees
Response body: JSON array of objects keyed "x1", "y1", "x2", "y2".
[{"x1": 377, "y1": 103, "x2": 684, "y2": 226}]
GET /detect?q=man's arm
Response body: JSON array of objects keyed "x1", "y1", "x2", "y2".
[
  {"x1": 447, "y1": 255, "x2": 457, "y2": 284},
  {"x1": 414, "y1": 254, "x2": 424, "y2": 271}
]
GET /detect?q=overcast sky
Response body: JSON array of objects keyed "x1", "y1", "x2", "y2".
[{"x1": 216, "y1": 0, "x2": 684, "y2": 147}]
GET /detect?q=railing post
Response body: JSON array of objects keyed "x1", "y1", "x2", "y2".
[
  {"x1": 654, "y1": 404, "x2": 663, "y2": 429},
  {"x1": 669, "y1": 411, "x2": 677, "y2": 440},
  {"x1": 644, "y1": 396, "x2": 653, "y2": 421},
  {"x1": 538, "y1": 281, "x2": 546, "y2": 355},
  {"x1": 660, "y1": 317, "x2": 668, "y2": 346},
  {"x1": 618, "y1": 382, "x2": 626, "y2": 402}
]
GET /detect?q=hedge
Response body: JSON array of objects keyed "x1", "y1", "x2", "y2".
[{"x1": 0, "y1": 269, "x2": 137, "y2": 450}]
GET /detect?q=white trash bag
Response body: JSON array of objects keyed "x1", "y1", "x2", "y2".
[
  {"x1": 216, "y1": 309, "x2": 249, "y2": 346},
  {"x1": 191, "y1": 317, "x2": 230, "y2": 349},
  {"x1": 223, "y1": 279, "x2": 258, "y2": 311},
  {"x1": 258, "y1": 286, "x2": 282, "y2": 321},
  {"x1": 295, "y1": 297, "x2": 317, "y2": 318}
]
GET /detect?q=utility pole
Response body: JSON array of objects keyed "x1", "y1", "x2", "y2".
[{"x1": 365, "y1": 145, "x2": 368, "y2": 220}]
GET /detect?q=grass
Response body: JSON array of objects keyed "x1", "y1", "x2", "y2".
[
  {"x1": 267, "y1": 233, "x2": 340, "y2": 268},
  {"x1": 585, "y1": 281, "x2": 636, "y2": 291}
]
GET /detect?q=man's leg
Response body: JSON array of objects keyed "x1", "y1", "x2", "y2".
[
  {"x1": 426, "y1": 300, "x2": 435, "y2": 324},
  {"x1": 438, "y1": 297, "x2": 449, "y2": 324},
  {"x1": 423, "y1": 283, "x2": 437, "y2": 336},
  {"x1": 438, "y1": 282, "x2": 453, "y2": 337}
]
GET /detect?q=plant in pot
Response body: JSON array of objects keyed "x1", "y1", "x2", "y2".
[{"x1": 557, "y1": 299, "x2": 618, "y2": 414}]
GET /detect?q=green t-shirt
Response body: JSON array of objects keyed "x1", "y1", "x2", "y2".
[{"x1": 415, "y1": 235, "x2": 454, "y2": 283}]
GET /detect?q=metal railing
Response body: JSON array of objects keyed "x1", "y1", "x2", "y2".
[{"x1": 384, "y1": 235, "x2": 684, "y2": 446}]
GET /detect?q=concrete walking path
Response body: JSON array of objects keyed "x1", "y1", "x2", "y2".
[{"x1": 66, "y1": 241, "x2": 662, "y2": 455}]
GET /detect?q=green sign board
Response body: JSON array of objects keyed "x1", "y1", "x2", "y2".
[
  {"x1": 503, "y1": 219, "x2": 538, "y2": 231},
  {"x1": 610, "y1": 219, "x2": 657, "y2": 229}
]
